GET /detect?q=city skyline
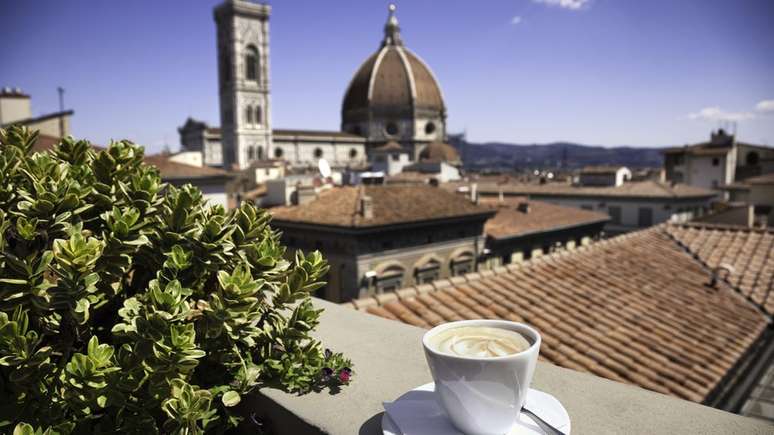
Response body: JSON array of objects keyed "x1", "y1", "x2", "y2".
[{"x1": 2, "y1": 0, "x2": 774, "y2": 153}]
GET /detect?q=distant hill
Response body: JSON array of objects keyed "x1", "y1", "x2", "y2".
[{"x1": 450, "y1": 139, "x2": 664, "y2": 171}]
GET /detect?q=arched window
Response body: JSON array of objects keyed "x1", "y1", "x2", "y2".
[
  {"x1": 450, "y1": 252, "x2": 474, "y2": 276},
  {"x1": 247, "y1": 146, "x2": 256, "y2": 160},
  {"x1": 257, "y1": 146, "x2": 263, "y2": 160},
  {"x1": 349, "y1": 148, "x2": 358, "y2": 159},
  {"x1": 245, "y1": 106, "x2": 253, "y2": 125},
  {"x1": 414, "y1": 257, "x2": 441, "y2": 284},
  {"x1": 274, "y1": 147, "x2": 284, "y2": 158},
  {"x1": 255, "y1": 105, "x2": 262, "y2": 125},
  {"x1": 375, "y1": 264, "x2": 405, "y2": 293},
  {"x1": 245, "y1": 45, "x2": 259, "y2": 81},
  {"x1": 314, "y1": 148, "x2": 323, "y2": 159}
]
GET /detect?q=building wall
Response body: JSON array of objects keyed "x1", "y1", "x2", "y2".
[
  {"x1": 25, "y1": 114, "x2": 70, "y2": 138},
  {"x1": 749, "y1": 184, "x2": 774, "y2": 225},
  {"x1": 486, "y1": 222, "x2": 606, "y2": 267},
  {"x1": 490, "y1": 193, "x2": 714, "y2": 234},
  {"x1": 271, "y1": 136, "x2": 366, "y2": 168},
  {"x1": 275, "y1": 219, "x2": 486, "y2": 303},
  {"x1": 0, "y1": 96, "x2": 31, "y2": 124},
  {"x1": 687, "y1": 155, "x2": 728, "y2": 190}
]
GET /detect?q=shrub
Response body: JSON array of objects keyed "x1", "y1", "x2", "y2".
[{"x1": 0, "y1": 126, "x2": 352, "y2": 434}]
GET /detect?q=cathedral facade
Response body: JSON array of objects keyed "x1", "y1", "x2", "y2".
[{"x1": 179, "y1": 1, "x2": 449, "y2": 171}]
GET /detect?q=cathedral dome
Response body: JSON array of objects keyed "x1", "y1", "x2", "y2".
[
  {"x1": 419, "y1": 141, "x2": 459, "y2": 163},
  {"x1": 342, "y1": 5, "x2": 445, "y2": 123}
]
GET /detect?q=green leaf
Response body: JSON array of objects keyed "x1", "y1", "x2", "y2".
[{"x1": 222, "y1": 391, "x2": 241, "y2": 407}]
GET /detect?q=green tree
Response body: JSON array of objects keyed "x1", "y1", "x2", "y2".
[{"x1": 0, "y1": 126, "x2": 352, "y2": 434}]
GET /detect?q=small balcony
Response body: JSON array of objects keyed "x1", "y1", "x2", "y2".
[{"x1": 239, "y1": 299, "x2": 772, "y2": 434}]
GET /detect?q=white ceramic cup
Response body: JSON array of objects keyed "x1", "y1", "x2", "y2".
[{"x1": 422, "y1": 319, "x2": 542, "y2": 435}]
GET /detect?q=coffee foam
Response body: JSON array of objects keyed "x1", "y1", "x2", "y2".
[{"x1": 429, "y1": 326, "x2": 531, "y2": 358}]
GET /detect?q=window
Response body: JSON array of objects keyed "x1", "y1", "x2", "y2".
[
  {"x1": 638, "y1": 207, "x2": 653, "y2": 227},
  {"x1": 712, "y1": 158, "x2": 720, "y2": 166},
  {"x1": 608, "y1": 206, "x2": 622, "y2": 225},
  {"x1": 314, "y1": 148, "x2": 323, "y2": 159},
  {"x1": 245, "y1": 106, "x2": 253, "y2": 125},
  {"x1": 391, "y1": 153, "x2": 400, "y2": 161},
  {"x1": 450, "y1": 252, "x2": 474, "y2": 276},
  {"x1": 385, "y1": 122, "x2": 399, "y2": 136},
  {"x1": 425, "y1": 122, "x2": 436, "y2": 134},
  {"x1": 414, "y1": 259, "x2": 441, "y2": 284},
  {"x1": 255, "y1": 106, "x2": 262, "y2": 125},
  {"x1": 247, "y1": 146, "x2": 255, "y2": 160},
  {"x1": 746, "y1": 152, "x2": 760, "y2": 166},
  {"x1": 274, "y1": 147, "x2": 284, "y2": 158},
  {"x1": 376, "y1": 266, "x2": 405, "y2": 293},
  {"x1": 245, "y1": 45, "x2": 259, "y2": 81},
  {"x1": 349, "y1": 148, "x2": 358, "y2": 159}
]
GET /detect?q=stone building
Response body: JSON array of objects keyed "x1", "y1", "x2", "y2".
[
  {"x1": 0, "y1": 88, "x2": 73, "y2": 138},
  {"x1": 180, "y1": 2, "x2": 451, "y2": 173},
  {"x1": 663, "y1": 129, "x2": 774, "y2": 191},
  {"x1": 270, "y1": 185, "x2": 495, "y2": 302},
  {"x1": 466, "y1": 180, "x2": 717, "y2": 235}
]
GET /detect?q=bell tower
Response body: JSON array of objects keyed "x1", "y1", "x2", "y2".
[{"x1": 214, "y1": 0, "x2": 272, "y2": 169}]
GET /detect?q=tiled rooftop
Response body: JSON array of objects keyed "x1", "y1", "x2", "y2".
[
  {"x1": 346, "y1": 224, "x2": 771, "y2": 403},
  {"x1": 270, "y1": 185, "x2": 494, "y2": 228},
  {"x1": 482, "y1": 196, "x2": 609, "y2": 240},
  {"x1": 470, "y1": 180, "x2": 717, "y2": 199},
  {"x1": 144, "y1": 154, "x2": 231, "y2": 180},
  {"x1": 666, "y1": 223, "x2": 774, "y2": 315}
]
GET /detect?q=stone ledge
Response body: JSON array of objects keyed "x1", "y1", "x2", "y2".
[{"x1": 240, "y1": 298, "x2": 773, "y2": 435}]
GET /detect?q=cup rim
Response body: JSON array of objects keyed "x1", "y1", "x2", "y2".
[{"x1": 422, "y1": 319, "x2": 541, "y2": 361}]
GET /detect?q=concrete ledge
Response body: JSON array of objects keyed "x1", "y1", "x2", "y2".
[{"x1": 242, "y1": 298, "x2": 773, "y2": 435}]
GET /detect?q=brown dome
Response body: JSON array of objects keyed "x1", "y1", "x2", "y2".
[
  {"x1": 419, "y1": 142, "x2": 459, "y2": 162},
  {"x1": 342, "y1": 6, "x2": 445, "y2": 116}
]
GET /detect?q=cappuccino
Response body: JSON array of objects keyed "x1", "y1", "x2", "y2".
[{"x1": 429, "y1": 326, "x2": 531, "y2": 358}]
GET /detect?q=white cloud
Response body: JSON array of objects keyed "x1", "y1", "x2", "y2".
[
  {"x1": 688, "y1": 107, "x2": 755, "y2": 122},
  {"x1": 511, "y1": 16, "x2": 523, "y2": 25},
  {"x1": 755, "y1": 99, "x2": 774, "y2": 113},
  {"x1": 532, "y1": 0, "x2": 591, "y2": 10}
]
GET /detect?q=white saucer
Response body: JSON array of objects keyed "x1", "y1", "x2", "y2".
[{"x1": 382, "y1": 382, "x2": 571, "y2": 435}]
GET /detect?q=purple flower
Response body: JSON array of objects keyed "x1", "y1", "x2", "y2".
[
  {"x1": 321, "y1": 367, "x2": 333, "y2": 382},
  {"x1": 324, "y1": 349, "x2": 332, "y2": 359},
  {"x1": 338, "y1": 368, "x2": 352, "y2": 383}
]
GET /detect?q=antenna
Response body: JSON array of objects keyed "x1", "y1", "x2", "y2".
[
  {"x1": 57, "y1": 86, "x2": 65, "y2": 137},
  {"x1": 318, "y1": 158, "x2": 332, "y2": 179}
]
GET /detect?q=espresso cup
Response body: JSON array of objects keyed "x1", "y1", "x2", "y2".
[{"x1": 422, "y1": 319, "x2": 541, "y2": 435}]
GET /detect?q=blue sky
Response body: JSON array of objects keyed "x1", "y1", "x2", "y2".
[{"x1": 2, "y1": 0, "x2": 773, "y2": 153}]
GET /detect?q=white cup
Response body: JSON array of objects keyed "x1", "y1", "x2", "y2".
[{"x1": 422, "y1": 319, "x2": 542, "y2": 435}]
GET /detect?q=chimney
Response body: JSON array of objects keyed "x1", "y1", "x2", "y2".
[
  {"x1": 709, "y1": 264, "x2": 734, "y2": 289},
  {"x1": 498, "y1": 189, "x2": 504, "y2": 205},
  {"x1": 517, "y1": 201, "x2": 530, "y2": 213},
  {"x1": 470, "y1": 183, "x2": 478, "y2": 204},
  {"x1": 293, "y1": 184, "x2": 316, "y2": 205},
  {"x1": 360, "y1": 195, "x2": 374, "y2": 219}
]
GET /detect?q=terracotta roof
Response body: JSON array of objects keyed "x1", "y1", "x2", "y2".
[
  {"x1": 745, "y1": 173, "x2": 774, "y2": 186},
  {"x1": 272, "y1": 128, "x2": 364, "y2": 139},
  {"x1": 144, "y1": 155, "x2": 231, "y2": 180},
  {"x1": 30, "y1": 134, "x2": 103, "y2": 153},
  {"x1": 666, "y1": 223, "x2": 774, "y2": 314},
  {"x1": 483, "y1": 197, "x2": 610, "y2": 240},
  {"x1": 419, "y1": 142, "x2": 460, "y2": 162},
  {"x1": 372, "y1": 141, "x2": 406, "y2": 152},
  {"x1": 475, "y1": 180, "x2": 716, "y2": 200},
  {"x1": 270, "y1": 185, "x2": 494, "y2": 229},
  {"x1": 347, "y1": 224, "x2": 770, "y2": 403},
  {"x1": 342, "y1": 8, "x2": 445, "y2": 117}
]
